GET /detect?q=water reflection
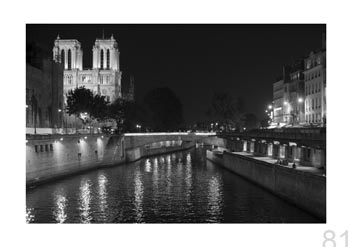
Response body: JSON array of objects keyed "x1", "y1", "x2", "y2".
[
  {"x1": 145, "y1": 159, "x2": 151, "y2": 173},
  {"x1": 166, "y1": 154, "x2": 172, "y2": 194},
  {"x1": 26, "y1": 207, "x2": 35, "y2": 223},
  {"x1": 26, "y1": 147, "x2": 322, "y2": 223},
  {"x1": 134, "y1": 167, "x2": 144, "y2": 222},
  {"x1": 98, "y1": 172, "x2": 108, "y2": 219},
  {"x1": 53, "y1": 187, "x2": 68, "y2": 223},
  {"x1": 185, "y1": 152, "x2": 192, "y2": 202},
  {"x1": 79, "y1": 178, "x2": 92, "y2": 223},
  {"x1": 207, "y1": 175, "x2": 223, "y2": 222}
]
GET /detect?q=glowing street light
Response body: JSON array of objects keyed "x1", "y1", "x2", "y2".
[
  {"x1": 284, "y1": 101, "x2": 288, "y2": 105},
  {"x1": 58, "y1": 109, "x2": 62, "y2": 112},
  {"x1": 298, "y1": 98, "x2": 303, "y2": 103},
  {"x1": 268, "y1": 105, "x2": 272, "y2": 109}
]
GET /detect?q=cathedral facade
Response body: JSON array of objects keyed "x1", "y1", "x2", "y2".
[{"x1": 52, "y1": 34, "x2": 122, "y2": 103}]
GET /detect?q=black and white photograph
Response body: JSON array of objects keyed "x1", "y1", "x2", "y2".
[
  {"x1": 25, "y1": 24, "x2": 326, "y2": 223},
  {"x1": 2, "y1": 1, "x2": 350, "y2": 247}
]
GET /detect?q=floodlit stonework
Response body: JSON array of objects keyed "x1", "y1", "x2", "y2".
[{"x1": 53, "y1": 34, "x2": 122, "y2": 104}]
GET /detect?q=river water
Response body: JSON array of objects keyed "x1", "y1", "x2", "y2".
[{"x1": 26, "y1": 147, "x2": 321, "y2": 223}]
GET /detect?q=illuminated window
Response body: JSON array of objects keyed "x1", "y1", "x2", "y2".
[
  {"x1": 106, "y1": 49, "x2": 110, "y2": 69},
  {"x1": 68, "y1": 49, "x2": 72, "y2": 70},
  {"x1": 100, "y1": 50, "x2": 104, "y2": 69}
]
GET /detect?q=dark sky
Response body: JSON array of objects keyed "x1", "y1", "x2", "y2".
[{"x1": 26, "y1": 24, "x2": 326, "y2": 124}]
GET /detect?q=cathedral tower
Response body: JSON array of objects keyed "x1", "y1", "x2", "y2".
[
  {"x1": 53, "y1": 35, "x2": 83, "y2": 70},
  {"x1": 92, "y1": 34, "x2": 120, "y2": 71}
]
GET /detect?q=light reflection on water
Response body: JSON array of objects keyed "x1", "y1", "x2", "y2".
[
  {"x1": 134, "y1": 167, "x2": 144, "y2": 222},
  {"x1": 79, "y1": 178, "x2": 92, "y2": 223},
  {"x1": 53, "y1": 187, "x2": 68, "y2": 223},
  {"x1": 26, "y1": 147, "x2": 322, "y2": 223},
  {"x1": 26, "y1": 207, "x2": 35, "y2": 223},
  {"x1": 207, "y1": 175, "x2": 223, "y2": 222},
  {"x1": 98, "y1": 172, "x2": 108, "y2": 220}
]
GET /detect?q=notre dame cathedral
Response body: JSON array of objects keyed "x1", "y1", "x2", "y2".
[{"x1": 52, "y1": 34, "x2": 122, "y2": 104}]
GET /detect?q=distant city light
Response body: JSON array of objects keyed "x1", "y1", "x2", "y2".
[
  {"x1": 298, "y1": 98, "x2": 303, "y2": 103},
  {"x1": 284, "y1": 101, "x2": 288, "y2": 105},
  {"x1": 58, "y1": 109, "x2": 62, "y2": 112},
  {"x1": 60, "y1": 138, "x2": 63, "y2": 141},
  {"x1": 268, "y1": 105, "x2": 272, "y2": 109},
  {"x1": 84, "y1": 136, "x2": 87, "y2": 139},
  {"x1": 265, "y1": 110, "x2": 268, "y2": 113}
]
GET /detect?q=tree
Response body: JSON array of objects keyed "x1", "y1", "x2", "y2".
[
  {"x1": 143, "y1": 87, "x2": 183, "y2": 131},
  {"x1": 207, "y1": 93, "x2": 246, "y2": 131},
  {"x1": 107, "y1": 98, "x2": 153, "y2": 133},
  {"x1": 66, "y1": 86, "x2": 108, "y2": 124},
  {"x1": 244, "y1": 113, "x2": 259, "y2": 130}
]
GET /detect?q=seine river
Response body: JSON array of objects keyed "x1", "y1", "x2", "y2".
[{"x1": 26, "y1": 147, "x2": 321, "y2": 223}]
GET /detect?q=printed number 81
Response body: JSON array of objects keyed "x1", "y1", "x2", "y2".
[{"x1": 323, "y1": 230, "x2": 348, "y2": 247}]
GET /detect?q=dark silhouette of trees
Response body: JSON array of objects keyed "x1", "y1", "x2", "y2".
[
  {"x1": 143, "y1": 87, "x2": 183, "y2": 131},
  {"x1": 243, "y1": 113, "x2": 259, "y2": 130},
  {"x1": 207, "y1": 93, "x2": 246, "y2": 131},
  {"x1": 107, "y1": 98, "x2": 153, "y2": 133},
  {"x1": 66, "y1": 86, "x2": 108, "y2": 124}
]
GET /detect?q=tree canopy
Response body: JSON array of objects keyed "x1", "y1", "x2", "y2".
[
  {"x1": 207, "y1": 93, "x2": 246, "y2": 131},
  {"x1": 143, "y1": 87, "x2": 183, "y2": 131},
  {"x1": 66, "y1": 86, "x2": 109, "y2": 123}
]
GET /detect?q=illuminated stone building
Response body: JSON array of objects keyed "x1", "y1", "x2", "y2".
[
  {"x1": 303, "y1": 47, "x2": 326, "y2": 125},
  {"x1": 52, "y1": 34, "x2": 122, "y2": 103},
  {"x1": 52, "y1": 34, "x2": 124, "y2": 130},
  {"x1": 272, "y1": 61, "x2": 305, "y2": 126},
  {"x1": 272, "y1": 77, "x2": 284, "y2": 124},
  {"x1": 282, "y1": 61, "x2": 305, "y2": 125}
]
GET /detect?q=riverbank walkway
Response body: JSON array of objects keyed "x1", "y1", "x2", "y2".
[{"x1": 231, "y1": 152, "x2": 325, "y2": 176}]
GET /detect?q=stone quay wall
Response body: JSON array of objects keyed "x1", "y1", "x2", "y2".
[
  {"x1": 26, "y1": 133, "x2": 214, "y2": 186},
  {"x1": 26, "y1": 134, "x2": 125, "y2": 186},
  {"x1": 222, "y1": 152, "x2": 326, "y2": 221}
]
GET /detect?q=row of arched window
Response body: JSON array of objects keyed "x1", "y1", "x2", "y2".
[
  {"x1": 100, "y1": 49, "x2": 110, "y2": 69},
  {"x1": 64, "y1": 74, "x2": 73, "y2": 85}
]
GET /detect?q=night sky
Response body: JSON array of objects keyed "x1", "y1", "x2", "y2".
[{"x1": 26, "y1": 24, "x2": 326, "y2": 124}]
